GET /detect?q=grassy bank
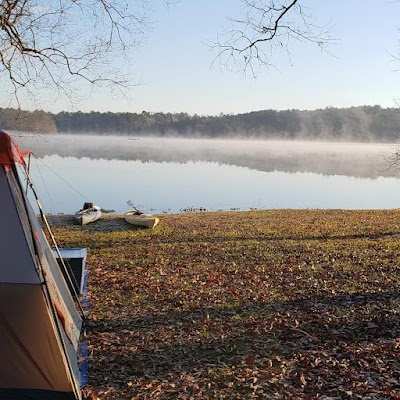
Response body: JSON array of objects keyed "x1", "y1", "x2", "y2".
[{"x1": 49, "y1": 210, "x2": 400, "y2": 399}]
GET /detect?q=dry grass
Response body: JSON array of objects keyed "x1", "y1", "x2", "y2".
[{"x1": 50, "y1": 210, "x2": 400, "y2": 399}]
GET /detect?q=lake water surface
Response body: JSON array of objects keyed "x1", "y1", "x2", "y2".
[{"x1": 16, "y1": 134, "x2": 400, "y2": 214}]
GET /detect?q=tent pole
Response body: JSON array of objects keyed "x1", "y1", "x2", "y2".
[
  {"x1": 25, "y1": 152, "x2": 31, "y2": 195},
  {"x1": 24, "y1": 164, "x2": 86, "y2": 318}
]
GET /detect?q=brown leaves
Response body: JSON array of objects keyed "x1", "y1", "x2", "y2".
[{"x1": 54, "y1": 210, "x2": 400, "y2": 399}]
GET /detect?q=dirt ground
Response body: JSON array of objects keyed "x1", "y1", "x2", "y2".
[{"x1": 46, "y1": 213, "x2": 136, "y2": 232}]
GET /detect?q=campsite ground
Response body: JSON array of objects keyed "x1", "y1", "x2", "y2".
[{"x1": 49, "y1": 210, "x2": 400, "y2": 399}]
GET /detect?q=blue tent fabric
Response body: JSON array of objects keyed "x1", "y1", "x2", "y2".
[{"x1": 79, "y1": 269, "x2": 90, "y2": 387}]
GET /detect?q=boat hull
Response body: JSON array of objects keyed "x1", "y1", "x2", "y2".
[
  {"x1": 124, "y1": 211, "x2": 159, "y2": 229},
  {"x1": 74, "y1": 208, "x2": 102, "y2": 226}
]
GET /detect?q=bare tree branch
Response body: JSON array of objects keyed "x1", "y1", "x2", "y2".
[
  {"x1": 213, "y1": 0, "x2": 336, "y2": 75},
  {"x1": 0, "y1": 0, "x2": 153, "y2": 104}
]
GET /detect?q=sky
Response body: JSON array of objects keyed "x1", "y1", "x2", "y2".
[{"x1": 4, "y1": 0, "x2": 400, "y2": 115}]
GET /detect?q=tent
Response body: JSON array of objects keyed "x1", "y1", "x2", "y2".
[{"x1": 0, "y1": 132, "x2": 83, "y2": 400}]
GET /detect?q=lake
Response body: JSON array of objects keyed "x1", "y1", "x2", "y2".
[{"x1": 15, "y1": 134, "x2": 400, "y2": 214}]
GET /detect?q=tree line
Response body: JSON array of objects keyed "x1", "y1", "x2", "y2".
[{"x1": 1, "y1": 105, "x2": 400, "y2": 142}]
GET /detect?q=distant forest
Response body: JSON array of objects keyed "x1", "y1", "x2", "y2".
[{"x1": 1, "y1": 105, "x2": 400, "y2": 142}]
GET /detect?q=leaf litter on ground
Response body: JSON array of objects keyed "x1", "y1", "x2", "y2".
[{"x1": 48, "y1": 210, "x2": 400, "y2": 399}]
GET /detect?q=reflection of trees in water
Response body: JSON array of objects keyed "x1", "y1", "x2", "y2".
[{"x1": 21, "y1": 135, "x2": 394, "y2": 179}]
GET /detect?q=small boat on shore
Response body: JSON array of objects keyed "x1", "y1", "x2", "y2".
[
  {"x1": 124, "y1": 209, "x2": 159, "y2": 229},
  {"x1": 74, "y1": 202, "x2": 102, "y2": 225}
]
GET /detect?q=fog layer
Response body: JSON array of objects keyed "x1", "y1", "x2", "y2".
[{"x1": 18, "y1": 134, "x2": 396, "y2": 179}]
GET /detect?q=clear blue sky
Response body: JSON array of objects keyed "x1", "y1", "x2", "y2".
[{"x1": 8, "y1": 0, "x2": 400, "y2": 115}]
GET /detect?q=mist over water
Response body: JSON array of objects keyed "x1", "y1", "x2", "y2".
[
  {"x1": 16, "y1": 134, "x2": 400, "y2": 214},
  {"x1": 18, "y1": 134, "x2": 396, "y2": 178}
]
